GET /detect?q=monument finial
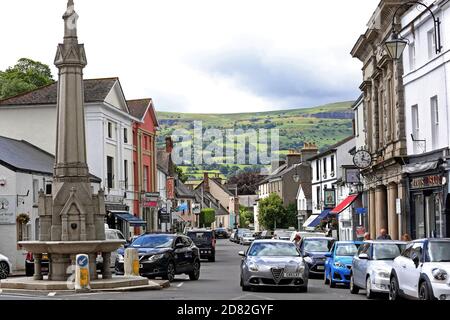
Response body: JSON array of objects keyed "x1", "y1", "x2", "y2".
[{"x1": 63, "y1": 0, "x2": 78, "y2": 41}]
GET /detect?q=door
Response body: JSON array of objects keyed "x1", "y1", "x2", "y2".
[
  {"x1": 174, "y1": 237, "x2": 189, "y2": 272},
  {"x1": 354, "y1": 243, "x2": 370, "y2": 288},
  {"x1": 182, "y1": 236, "x2": 195, "y2": 271},
  {"x1": 402, "y1": 242, "x2": 424, "y2": 297}
]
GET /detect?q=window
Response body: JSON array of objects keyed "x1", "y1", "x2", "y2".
[
  {"x1": 124, "y1": 160, "x2": 128, "y2": 190},
  {"x1": 323, "y1": 158, "x2": 327, "y2": 177},
  {"x1": 428, "y1": 29, "x2": 436, "y2": 59},
  {"x1": 431, "y1": 96, "x2": 439, "y2": 150},
  {"x1": 411, "y1": 104, "x2": 420, "y2": 153},
  {"x1": 316, "y1": 186, "x2": 321, "y2": 209},
  {"x1": 32, "y1": 179, "x2": 39, "y2": 204},
  {"x1": 107, "y1": 122, "x2": 113, "y2": 139},
  {"x1": 144, "y1": 136, "x2": 148, "y2": 150},
  {"x1": 124, "y1": 128, "x2": 128, "y2": 144},
  {"x1": 316, "y1": 160, "x2": 320, "y2": 180},
  {"x1": 143, "y1": 165, "x2": 149, "y2": 192},
  {"x1": 107, "y1": 156, "x2": 114, "y2": 189},
  {"x1": 409, "y1": 41, "x2": 416, "y2": 70},
  {"x1": 330, "y1": 155, "x2": 335, "y2": 174},
  {"x1": 45, "y1": 184, "x2": 52, "y2": 195}
]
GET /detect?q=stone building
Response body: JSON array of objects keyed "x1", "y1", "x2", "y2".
[{"x1": 351, "y1": 0, "x2": 411, "y2": 240}]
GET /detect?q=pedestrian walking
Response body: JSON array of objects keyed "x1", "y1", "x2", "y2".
[
  {"x1": 401, "y1": 233, "x2": 412, "y2": 241},
  {"x1": 363, "y1": 232, "x2": 371, "y2": 241},
  {"x1": 293, "y1": 233, "x2": 301, "y2": 249},
  {"x1": 376, "y1": 228, "x2": 392, "y2": 240}
]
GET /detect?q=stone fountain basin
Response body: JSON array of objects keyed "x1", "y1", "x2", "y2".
[{"x1": 18, "y1": 240, "x2": 126, "y2": 254}]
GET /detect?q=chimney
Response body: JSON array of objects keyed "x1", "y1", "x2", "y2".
[
  {"x1": 286, "y1": 149, "x2": 302, "y2": 168},
  {"x1": 203, "y1": 172, "x2": 210, "y2": 193},
  {"x1": 301, "y1": 142, "x2": 319, "y2": 161},
  {"x1": 165, "y1": 136, "x2": 173, "y2": 153}
]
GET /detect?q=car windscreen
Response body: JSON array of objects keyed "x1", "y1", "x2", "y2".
[
  {"x1": 187, "y1": 232, "x2": 212, "y2": 242},
  {"x1": 238, "y1": 229, "x2": 250, "y2": 235},
  {"x1": 335, "y1": 243, "x2": 360, "y2": 257},
  {"x1": 243, "y1": 233, "x2": 253, "y2": 237},
  {"x1": 428, "y1": 241, "x2": 450, "y2": 262},
  {"x1": 248, "y1": 242, "x2": 300, "y2": 257},
  {"x1": 131, "y1": 235, "x2": 174, "y2": 248},
  {"x1": 373, "y1": 243, "x2": 405, "y2": 260},
  {"x1": 304, "y1": 239, "x2": 333, "y2": 252}
]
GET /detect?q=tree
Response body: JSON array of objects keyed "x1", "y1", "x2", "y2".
[
  {"x1": 258, "y1": 194, "x2": 297, "y2": 230},
  {"x1": 285, "y1": 203, "x2": 298, "y2": 229},
  {"x1": 228, "y1": 171, "x2": 264, "y2": 195},
  {"x1": 0, "y1": 58, "x2": 54, "y2": 99},
  {"x1": 239, "y1": 205, "x2": 254, "y2": 228},
  {"x1": 174, "y1": 165, "x2": 188, "y2": 183},
  {"x1": 199, "y1": 208, "x2": 215, "y2": 228}
]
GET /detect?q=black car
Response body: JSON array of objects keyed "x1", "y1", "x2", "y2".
[
  {"x1": 187, "y1": 229, "x2": 216, "y2": 262},
  {"x1": 299, "y1": 237, "x2": 335, "y2": 276},
  {"x1": 115, "y1": 234, "x2": 201, "y2": 282},
  {"x1": 214, "y1": 228, "x2": 229, "y2": 239}
]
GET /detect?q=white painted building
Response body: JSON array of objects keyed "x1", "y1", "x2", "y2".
[
  {"x1": 0, "y1": 78, "x2": 138, "y2": 215},
  {"x1": 0, "y1": 136, "x2": 100, "y2": 271}
]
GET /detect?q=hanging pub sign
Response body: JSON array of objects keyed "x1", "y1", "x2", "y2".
[
  {"x1": 324, "y1": 189, "x2": 336, "y2": 208},
  {"x1": 158, "y1": 208, "x2": 171, "y2": 223},
  {"x1": 410, "y1": 175, "x2": 443, "y2": 190},
  {"x1": 166, "y1": 177, "x2": 175, "y2": 200},
  {"x1": 192, "y1": 203, "x2": 201, "y2": 215}
]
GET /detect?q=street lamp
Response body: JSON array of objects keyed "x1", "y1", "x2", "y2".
[
  {"x1": 384, "y1": 1, "x2": 442, "y2": 60},
  {"x1": 293, "y1": 164, "x2": 300, "y2": 183}
]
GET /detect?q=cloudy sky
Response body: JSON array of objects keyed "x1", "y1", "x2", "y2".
[{"x1": 0, "y1": 0, "x2": 379, "y2": 113}]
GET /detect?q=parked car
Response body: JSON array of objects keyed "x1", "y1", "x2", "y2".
[
  {"x1": 214, "y1": 228, "x2": 229, "y2": 239},
  {"x1": 290, "y1": 231, "x2": 327, "y2": 242},
  {"x1": 187, "y1": 229, "x2": 216, "y2": 262},
  {"x1": 96, "y1": 228, "x2": 126, "y2": 270},
  {"x1": 115, "y1": 233, "x2": 201, "y2": 282},
  {"x1": 273, "y1": 229, "x2": 295, "y2": 241},
  {"x1": 25, "y1": 252, "x2": 49, "y2": 277},
  {"x1": 239, "y1": 240, "x2": 309, "y2": 292},
  {"x1": 234, "y1": 228, "x2": 251, "y2": 243},
  {"x1": 0, "y1": 253, "x2": 12, "y2": 279},
  {"x1": 240, "y1": 232, "x2": 256, "y2": 245},
  {"x1": 230, "y1": 230, "x2": 237, "y2": 242},
  {"x1": 389, "y1": 238, "x2": 450, "y2": 300},
  {"x1": 299, "y1": 237, "x2": 335, "y2": 276},
  {"x1": 324, "y1": 241, "x2": 363, "y2": 288},
  {"x1": 259, "y1": 230, "x2": 274, "y2": 239},
  {"x1": 350, "y1": 240, "x2": 406, "y2": 298}
]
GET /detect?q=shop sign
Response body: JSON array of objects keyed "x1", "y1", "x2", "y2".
[
  {"x1": 0, "y1": 196, "x2": 16, "y2": 225},
  {"x1": 143, "y1": 192, "x2": 159, "y2": 208},
  {"x1": 410, "y1": 175, "x2": 443, "y2": 190}
]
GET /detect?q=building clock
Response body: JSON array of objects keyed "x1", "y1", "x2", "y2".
[{"x1": 353, "y1": 150, "x2": 372, "y2": 169}]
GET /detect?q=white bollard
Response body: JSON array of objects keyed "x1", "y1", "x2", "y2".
[
  {"x1": 75, "y1": 254, "x2": 90, "y2": 292},
  {"x1": 124, "y1": 248, "x2": 140, "y2": 277}
]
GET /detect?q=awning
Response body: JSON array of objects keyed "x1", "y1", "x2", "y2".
[
  {"x1": 402, "y1": 161, "x2": 439, "y2": 174},
  {"x1": 176, "y1": 203, "x2": 189, "y2": 212},
  {"x1": 331, "y1": 194, "x2": 359, "y2": 214},
  {"x1": 111, "y1": 211, "x2": 147, "y2": 226},
  {"x1": 305, "y1": 210, "x2": 331, "y2": 228},
  {"x1": 303, "y1": 214, "x2": 319, "y2": 228}
]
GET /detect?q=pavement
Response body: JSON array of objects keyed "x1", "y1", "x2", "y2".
[{"x1": 0, "y1": 239, "x2": 382, "y2": 300}]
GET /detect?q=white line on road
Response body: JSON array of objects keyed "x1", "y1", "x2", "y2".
[{"x1": 177, "y1": 282, "x2": 184, "y2": 288}]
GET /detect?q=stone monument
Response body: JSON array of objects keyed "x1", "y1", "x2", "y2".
[{"x1": 19, "y1": 0, "x2": 124, "y2": 281}]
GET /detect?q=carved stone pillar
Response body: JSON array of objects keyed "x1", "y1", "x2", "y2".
[
  {"x1": 369, "y1": 189, "x2": 376, "y2": 239},
  {"x1": 375, "y1": 185, "x2": 388, "y2": 235},
  {"x1": 102, "y1": 252, "x2": 112, "y2": 279},
  {"x1": 387, "y1": 183, "x2": 399, "y2": 240},
  {"x1": 33, "y1": 253, "x2": 43, "y2": 280}
]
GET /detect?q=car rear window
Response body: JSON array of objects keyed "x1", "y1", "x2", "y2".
[{"x1": 187, "y1": 232, "x2": 213, "y2": 240}]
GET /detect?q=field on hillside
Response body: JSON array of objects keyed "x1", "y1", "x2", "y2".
[{"x1": 156, "y1": 101, "x2": 354, "y2": 180}]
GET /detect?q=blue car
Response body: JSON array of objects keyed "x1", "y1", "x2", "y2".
[{"x1": 324, "y1": 241, "x2": 363, "y2": 288}]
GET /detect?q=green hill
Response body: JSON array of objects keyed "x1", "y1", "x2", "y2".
[{"x1": 156, "y1": 101, "x2": 355, "y2": 180}]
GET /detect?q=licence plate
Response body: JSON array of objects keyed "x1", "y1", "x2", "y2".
[
  {"x1": 284, "y1": 272, "x2": 301, "y2": 278},
  {"x1": 316, "y1": 266, "x2": 324, "y2": 271}
]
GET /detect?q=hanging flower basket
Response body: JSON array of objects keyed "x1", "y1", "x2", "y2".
[{"x1": 16, "y1": 213, "x2": 30, "y2": 225}]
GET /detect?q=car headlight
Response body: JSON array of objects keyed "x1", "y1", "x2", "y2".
[
  {"x1": 375, "y1": 269, "x2": 390, "y2": 278},
  {"x1": 334, "y1": 262, "x2": 345, "y2": 268},
  {"x1": 248, "y1": 262, "x2": 259, "y2": 272},
  {"x1": 304, "y1": 257, "x2": 313, "y2": 264},
  {"x1": 432, "y1": 268, "x2": 448, "y2": 281},
  {"x1": 297, "y1": 264, "x2": 305, "y2": 273},
  {"x1": 148, "y1": 254, "x2": 165, "y2": 262}
]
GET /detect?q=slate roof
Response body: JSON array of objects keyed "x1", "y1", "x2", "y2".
[
  {"x1": 175, "y1": 179, "x2": 196, "y2": 199},
  {"x1": 193, "y1": 189, "x2": 229, "y2": 216},
  {"x1": 157, "y1": 149, "x2": 172, "y2": 176},
  {"x1": 0, "y1": 136, "x2": 101, "y2": 182},
  {"x1": 0, "y1": 78, "x2": 118, "y2": 106},
  {"x1": 127, "y1": 99, "x2": 151, "y2": 119},
  {"x1": 307, "y1": 135, "x2": 355, "y2": 161}
]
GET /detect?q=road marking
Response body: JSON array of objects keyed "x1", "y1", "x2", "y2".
[
  {"x1": 48, "y1": 292, "x2": 56, "y2": 296},
  {"x1": 177, "y1": 282, "x2": 184, "y2": 288}
]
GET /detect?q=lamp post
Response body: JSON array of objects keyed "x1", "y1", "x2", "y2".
[{"x1": 384, "y1": 1, "x2": 442, "y2": 60}]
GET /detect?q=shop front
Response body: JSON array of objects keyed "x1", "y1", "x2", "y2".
[{"x1": 405, "y1": 149, "x2": 449, "y2": 239}]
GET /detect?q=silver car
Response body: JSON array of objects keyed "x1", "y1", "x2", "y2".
[
  {"x1": 0, "y1": 253, "x2": 12, "y2": 279},
  {"x1": 240, "y1": 232, "x2": 255, "y2": 245},
  {"x1": 239, "y1": 240, "x2": 308, "y2": 292},
  {"x1": 350, "y1": 240, "x2": 406, "y2": 299}
]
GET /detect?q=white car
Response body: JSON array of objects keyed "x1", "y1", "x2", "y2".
[
  {"x1": 389, "y1": 238, "x2": 450, "y2": 300},
  {"x1": 0, "y1": 253, "x2": 12, "y2": 279},
  {"x1": 96, "y1": 228, "x2": 126, "y2": 269},
  {"x1": 350, "y1": 240, "x2": 407, "y2": 298},
  {"x1": 240, "y1": 233, "x2": 255, "y2": 245}
]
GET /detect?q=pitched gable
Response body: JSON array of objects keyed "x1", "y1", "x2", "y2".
[{"x1": 104, "y1": 80, "x2": 129, "y2": 113}]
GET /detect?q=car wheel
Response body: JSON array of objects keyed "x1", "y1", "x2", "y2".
[
  {"x1": 419, "y1": 281, "x2": 433, "y2": 300},
  {"x1": 389, "y1": 275, "x2": 401, "y2": 301},
  {"x1": 324, "y1": 271, "x2": 330, "y2": 285},
  {"x1": 163, "y1": 261, "x2": 176, "y2": 282},
  {"x1": 188, "y1": 260, "x2": 200, "y2": 281},
  {"x1": 350, "y1": 275, "x2": 359, "y2": 294},
  {"x1": 0, "y1": 261, "x2": 9, "y2": 279},
  {"x1": 366, "y1": 276, "x2": 375, "y2": 299}
]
